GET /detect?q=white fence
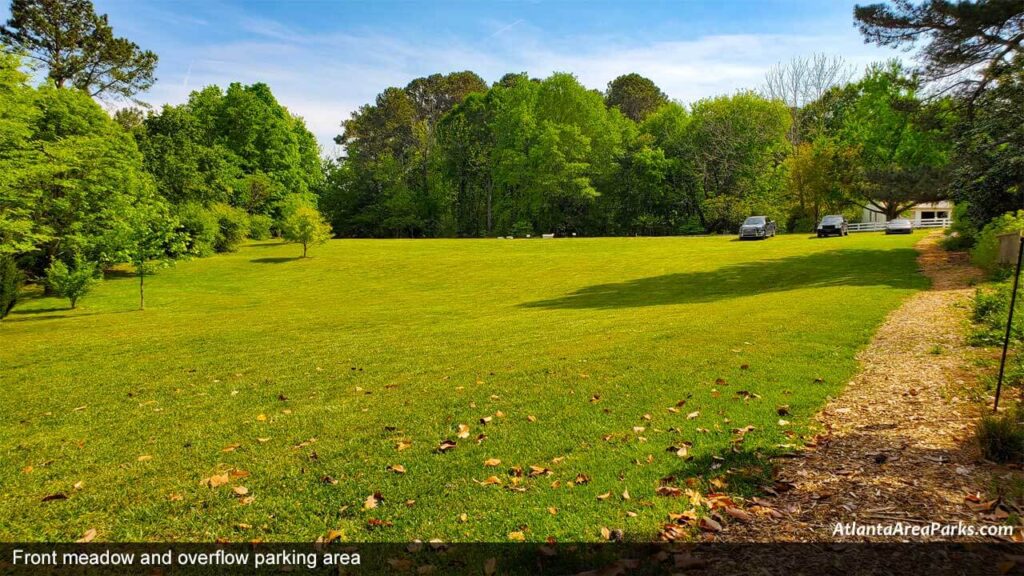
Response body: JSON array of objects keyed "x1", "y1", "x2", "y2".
[{"x1": 847, "y1": 217, "x2": 951, "y2": 233}]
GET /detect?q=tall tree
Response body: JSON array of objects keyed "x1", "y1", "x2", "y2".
[
  {"x1": 1, "y1": 0, "x2": 158, "y2": 100},
  {"x1": 854, "y1": 0, "x2": 1024, "y2": 102},
  {"x1": 605, "y1": 73, "x2": 669, "y2": 122},
  {"x1": 830, "y1": 62, "x2": 955, "y2": 220}
]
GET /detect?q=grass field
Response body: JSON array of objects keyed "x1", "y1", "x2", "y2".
[{"x1": 0, "y1": 232, "x2": 927, "y2": 542}]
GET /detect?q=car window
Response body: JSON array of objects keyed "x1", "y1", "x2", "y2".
[{"x1": 743, "y1": 217, "x2": 765, "y2": 226}]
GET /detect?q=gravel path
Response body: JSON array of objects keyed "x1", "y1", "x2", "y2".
[{"x1": 715, "y1": 233, "x2": 1021, "y2": 543}]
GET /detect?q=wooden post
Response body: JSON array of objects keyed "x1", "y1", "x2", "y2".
[{"x1": 997, "y1": 231, "x2": 1023, "y2": 265}]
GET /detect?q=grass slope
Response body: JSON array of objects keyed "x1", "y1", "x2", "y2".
[{"x1": 0, "y1": 233, "x2": 927, "y2": 542}]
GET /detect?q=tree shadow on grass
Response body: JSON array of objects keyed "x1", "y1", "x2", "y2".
[
  {"x1": 521, "y1": 248, "x2": 927, "y2": 310},
  {"x1": 251, "y1": 256, "x2": 302, "y2": 264}
]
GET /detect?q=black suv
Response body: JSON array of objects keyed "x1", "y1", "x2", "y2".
[
  {"x1": 738, "y1": 216, "x2": 777, "y2": 240},
  {"x1": 816, "y1": 215, "x2": 848, "y2": 237}
]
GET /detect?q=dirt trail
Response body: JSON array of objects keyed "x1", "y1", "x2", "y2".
[{"x1": 717, "y1": 233, "x2": 1020, "y2": 542}]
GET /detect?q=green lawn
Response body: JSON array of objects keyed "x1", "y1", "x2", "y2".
[{"x1": 0, "y1": 232, "x2": 927, "y2": 542}]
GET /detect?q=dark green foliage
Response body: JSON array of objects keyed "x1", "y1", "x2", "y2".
[
  {"x1": 327, "y1": 72, "x2": 790, "y2": 238},
  {"x1": 854, "y1": 0, "x2": 1023, "y2": 102},
  {"x1": 604, "y1": 73, "x2": 669, "y2": 122},
  {"x1": 209, "y1": 203, "x2": 249, "y2": 253},
  {"x1": 0, "y1": 255, "x2": 22, "y2": 319},
  {"x1": 0, "y1": 0, "x2": 158, "y2": 100},
  {"x1": 950, "y1": 58, "x2": 1024, "y2": 228},
  {"x1": 976, "y1": 405, "x2": 1024, "y2": 463},
  {"x1": 971, "y1": 210, "x2": 1024, "y2": 272},
  {"x1": 940, "y1": 202, "x2": 978, "y2": 251}
]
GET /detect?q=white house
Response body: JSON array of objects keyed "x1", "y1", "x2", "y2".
[{"x1": 861, "y1": 200, "x2": 953, "y2": 224}]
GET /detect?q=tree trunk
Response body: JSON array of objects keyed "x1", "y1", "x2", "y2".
[{"x1": 302, "y1": 242, "x2": 308, "y2": 258}]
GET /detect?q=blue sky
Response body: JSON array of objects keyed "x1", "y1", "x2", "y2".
[{"x1": 2, "y1": 1, "x2": 904, "y2": 151}]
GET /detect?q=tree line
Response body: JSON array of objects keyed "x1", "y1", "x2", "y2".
[{"x1": 0, "y1": 0, "x2": 1022, "y2": 316}]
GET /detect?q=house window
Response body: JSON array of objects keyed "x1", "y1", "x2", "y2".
[
  {"x1": 921, "y1": 211, "x2": 936, "y2": 219},
  {"x1": 936, "y1": 211, "x2": 948, "y2": 219}
]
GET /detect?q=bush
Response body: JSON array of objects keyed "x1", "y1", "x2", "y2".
[
  {"x1": 977, "y1": 405, "x2": 1024, "y2": 463},
  {"x1": 210, "y1": 203, "x2": 250, "y2": 253},
  {"x1": 969, "y1": 281, "x2": 1021, "y2": 346},
  {"x1": 46, "y1": 257, "x2": 98, "y2": 309},
  {"x1": 941, "y1": 202, "x2": 977, "y2": 251},
  {"x1": 248, "y1": 214, "x2": 274, "y2": 240},
  {"x1": 176, "y1": 203, "x2": 219, "y2": 256},
  {"x1": 0, "y1": 255, "x2": 23, "y2": 320},
  {"x1": 971, "y1": 210, "x2": 1024, "y2": 273},
  {"x1": 510, "y1": 221, "x2": 533, "y2": 238}
]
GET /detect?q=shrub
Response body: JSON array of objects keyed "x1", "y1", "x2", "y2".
[
  {"x1": 971, "y1": 210, "x2": 1024, "y2": 273},
  {"x1": 969, "y1": 281, "x2": 1021, "y2": 346},
  {"x1": 0, "y1": 255, "x2": 23, "y2": 320},
  {"x1": 510, "y1": 221, "x2": 533, "y2": 238},
  {"x1": 46, "y1": 257, "x2": 98, "y2": 309},
  {"x1": 210, "y1": 203, "x2": 250, "y2": 253},
  {"x1": 248, "y1": 214, "x2": 274, "y2": 240},
  {"x1": 941, "y1": 202, "x2": 977, "y2": 252},
  {"x1": 977, "y1": 405, "x2": 1024, "y2": 463},
  {"x1": 176, "y1": 203, "x2": 219, "y2": 256}
]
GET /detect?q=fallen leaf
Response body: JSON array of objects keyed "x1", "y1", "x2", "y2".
[
  {"x1": 507, "y1": 531, "x2": 525, "y2": 541},
  {"x1": 76, "y1": 528, "x2": 97, "y2": 543},
  {"x1": 41, "y1": 493, "x2": 67, "y2": 502},
  {"x1": 458, "y1": 513, "x2": 468, "y2": 523},
  {"x1": 256, "y1": 414, "x2": 267, "y2": 422},
  {"x1": 257, "y1": 437, "x2": 271, "y2": 444},
  {"x1": 367, "y1": 518, "x2": 393, "y2": 529},
  {"x1": 480, "y1": 476, "x2": 502, "y2": 486},
  {"x1": 364, "y1": 492, "x2": 383, "y2": 510},
  {"x1": 203, "y1": 473, "x2": 230, "y2": 488},
  {"x1": 396, "y1": 441, "x2": 412, "y2": 451},
  {"x1": 725, "y1": 507, "x2": 753, "y2": 522},
  {"x1": 495, "y1": 410, "x2": 505, "y2": 418},
  {"x1": 687, "y1": 411, "x2": 700, "y2": 420},
  {"x1": 232, "y1": 486, "x2": 249, "y2": 496},
  {"x1": 239, "y1": 495, "x2": 255, "y2": 505},
  {"x1": 73, "y1": 480, "x2": 84, "y2": 490},
  {"x1": 222, "y1": 443, "x2": 241, "y2": 453},
  {"x1": 621, "y1": 489, "x2": 631, "y2": 500},
  {"x1": 699, "y1": 517, "x2": 722, "y2": 532},
  {"x1": 322, "y1": 475, "x2": 338, "y2": 485},
  {"x1": 388, "y1": 464, "x2": 407, "y2": 474},
  {"x1": 776, "y1": 405, "x2": 790, "y2": 416},
  {"x1": 484, "y1": 458, "x2": 501, "y2": 467},
  {"x1": 777, "y1": 419, "x2": 790, "y2": 426},
  {"x1": 137, "y1": 455, "x2": 153, "y2": 462},
  {"x1": 456, "y1": 424, "x2": 470, "y2": 439},
  {"x1": 596, "y1": 492, "x2": 611, "y2": 501},
  {"x1": 548, "y1": 507, "x2": 557, "y2": 515},
  {"x1": 528, "y1": 465, "x2": 551, "y2": 477},
  {"x1": 437, "y1": 439, "x2": 456, "y2": 452},
  {"x1": 656, "y1": 486, "x2": 682, "y2": 497}
]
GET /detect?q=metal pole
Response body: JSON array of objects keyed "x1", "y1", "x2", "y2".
[{"x1": 994, "y1": 236, "x2": 1024, "y2": 412}]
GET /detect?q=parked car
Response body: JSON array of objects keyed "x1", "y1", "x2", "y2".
[
  {"x1": 816, "y1": 215, "x2": 848, "y2": 237},
  {"x1": 738, "y1": 216, "x2": 776, "y2": 240},
  {"x1": 885, "y1": 218, "x2": 913, "y2": 235}
]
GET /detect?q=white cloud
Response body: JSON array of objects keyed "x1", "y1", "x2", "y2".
[{"x1": 137, "y1": 16, "x2": 900, "y2": 151}]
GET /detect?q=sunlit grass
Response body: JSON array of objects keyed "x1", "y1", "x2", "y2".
[{"x1": 0, "y1": 232, "x2": 927, "y2": 542}]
